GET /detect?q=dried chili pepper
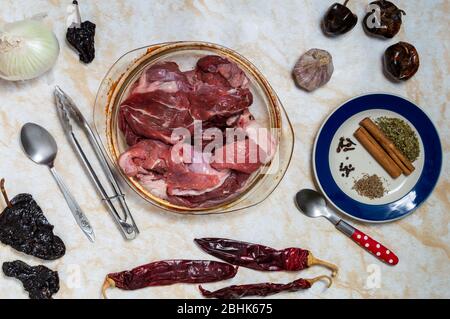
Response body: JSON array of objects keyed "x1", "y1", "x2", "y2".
[
  {"x1": 102, "y1": 259, "x2": 238, "y2": 298},
  {"x1": 0, "y1": 179, "x2": 65, "y2": 260},
  {"x1": 363, "y1": 0, "x2": 405, "y2": 39},
  {"x1": 199, "y1": 275, "x2": 332, "y2": 299},
  {"x1": 322, "y1": 0, "x2": 358, "y2": 36},
  {"x1": 66, "y1": 1, "x2": 96, "y2": 63},
  {"x1": 195, "y1": 238, "x2": 338, "y2": 277},
  {"x1": 384, "y1": 42, "x2": 420, "y2": 81},
  {"x1": 2, "y1": 260, "x2": 60, "y2": 299}
]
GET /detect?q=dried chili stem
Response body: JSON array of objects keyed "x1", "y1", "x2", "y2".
[
  {"x1": 307, "y1": 254, "x2": 338, "y2": 277},
  {"x1": 0, "y1": 178, "x2": 12, "y2": 208},
  {"x1": 307, "y1": 275, "x2": 333, "y2": 288},
  {"x1": 343, "y1": 0, "x2": 350, "y2": 6},
  {"x1": 101, "y1": 276, "x2": 115, "y2": 299},
  {"x1": 73, "y1": 1, "x2": 82, "y2": 26}
]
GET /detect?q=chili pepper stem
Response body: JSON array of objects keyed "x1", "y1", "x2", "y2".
[
  {"x1": 0, "y1": 178, "x2": 12, "y2": 208},
  {"x1": 73, "y1": 1, "x2": 82, "y2": 25},
  {"x1": 307, "y1": 254, "x2": 338, "y2": 277},
  {"x1": 307, "y1": 275, "x2": 333, "y2": 288},
  {"x1": 101, "y1": 277, "x2": 115, "y2": 299},
  {"x1": 343, "y1": 0, "x2": 350, "y2": 6}
]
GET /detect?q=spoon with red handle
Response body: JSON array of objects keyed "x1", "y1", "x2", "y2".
[{"x1": 295, "y1": 189, "x2": 398, "y2": 266}]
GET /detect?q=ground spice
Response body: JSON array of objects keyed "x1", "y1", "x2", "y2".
[
  {"x1": 352, "y1": 174, "x2": 386, "y2": 199},
  {"x1": 375, "y1": 117, "x2": 420, "y2": 162}
]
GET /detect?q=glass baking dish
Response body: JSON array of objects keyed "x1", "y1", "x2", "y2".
[{"x1": 93, "y1": 41, "x2": 294, "y2": 214}]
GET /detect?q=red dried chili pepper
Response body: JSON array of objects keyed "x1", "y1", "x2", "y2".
[
  {"x1": 199, "y1": 275, "x2": 332, "y2": 299},
  {"x1": 195, "y1": 238, "x2": 338, "y2": 276},
  {"x1": 102, "y1": 259, "x2": 238, "y2": 298}
]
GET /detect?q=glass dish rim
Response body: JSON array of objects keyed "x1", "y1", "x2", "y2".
[{"x1": 93, "y1": 41, "x2": 295, "y2": 215}]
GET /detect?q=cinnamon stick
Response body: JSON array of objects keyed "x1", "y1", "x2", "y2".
[
  {"x1": 385, "y1": 150, "x2": 412, "y2": 176},
  {"x1": 354, "y1": 127, "x2": 402, "y2": 179},
  {"x1": 360, "y1": 118, "x2": 415, "y2": 174}
]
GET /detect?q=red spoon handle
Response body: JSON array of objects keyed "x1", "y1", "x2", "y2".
[{"x1": 351, "y1": 229, "x2": 399, "y2": 266}]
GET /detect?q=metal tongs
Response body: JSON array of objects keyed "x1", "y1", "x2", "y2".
[{"x1": 54, "y1": 86, "x2": 139, "y2": 240}]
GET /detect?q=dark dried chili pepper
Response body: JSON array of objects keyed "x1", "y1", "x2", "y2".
[
  {"x1": 0, "y1": 179, "x2": 65, "y2": 260},
  {"x1": 322, "y1": 0, "x2": 358, "y2": 36},
  {"x1": 2, "y1": 260, "x2": 60, "y2": 299},
  {"x1": 384, "y1": 41, "x2": 420, "y2": 81},
  {"x1": 102, "y1": 259, "x2": 238, "y2": 298},
  {"x1": 195, "y1": 238, "x2": 338, "y2": 276},
  {"x1": 199, "y1": 275, "x2": 332, "y2": 299},
  {"x1": 66, "y1": 1, "x2": 96, "y2": 63},
  {"x1": 363, "y1": 0, "x2": 405, "y2": 39}
]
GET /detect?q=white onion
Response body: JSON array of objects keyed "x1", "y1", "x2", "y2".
[{"x1": 0, "y1": 19, "x2": 59, "y2": 81}]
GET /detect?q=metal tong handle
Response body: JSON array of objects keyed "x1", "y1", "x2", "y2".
[
  {"x1": 84, "y1": 124, "x2": 138, "y2": 226},
  {"x1": 68, "y1": 132, "x2": 138, "y2": 240},
  {"x1": 54, "y1": 86, "x2": 138, "y2": 239},
  {"x1": 49, "y1": 166, "x2": 95, "y2": 242}
]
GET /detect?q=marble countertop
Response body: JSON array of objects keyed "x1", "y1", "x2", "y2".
[{"x1": 0, "y1": 0, "x2": 448, "y2": 299}]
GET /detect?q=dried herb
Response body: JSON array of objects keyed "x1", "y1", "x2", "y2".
[
  {"x1": 322, "y1": 0, "x2": 358, "y2": 36},
  {"x1": 359, "y1": 118, "x2": 415, "y2": 177},
  {"x1": 376, "y1": 117, "x2": 420, "y2": 162},
  {"x1": 2, "y1": 260, "x2": 59, "y2": 299},
  {"x1": 0, "y1": 179, "x2": 65, "y2": 260},
  {"x1": 384, "y1": 42, "x2": 420, "y2": 81},
  {"x1": 352, "y1": 174, "x2": 386, "y2": 199}
]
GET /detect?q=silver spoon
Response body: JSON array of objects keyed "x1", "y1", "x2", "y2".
[
  {"x1": 20, "y1": 123, "x2": 95, "y2": 242},
  {"x1": 295, "y1": 189, "x2": 398, "y2": 265}
]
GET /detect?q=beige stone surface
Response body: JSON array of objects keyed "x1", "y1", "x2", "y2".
[{"x1": 0, "y1": 0, "x2": 448, "y2": 298}]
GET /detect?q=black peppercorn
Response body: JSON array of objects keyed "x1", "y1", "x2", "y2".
[
  {"x1": 363, "y1": 0, "x2": 405, "y2": 39},
  {"x1": 322, "y1": 0, "x2": 358, "y2": 36},
  {"x1": 384, "y1": 42, "x2": 420, "y2": 81}
]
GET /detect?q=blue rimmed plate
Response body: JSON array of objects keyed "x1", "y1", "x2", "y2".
[{"x1": 313, "y1": 93, "x2": 442, "y2": 223}]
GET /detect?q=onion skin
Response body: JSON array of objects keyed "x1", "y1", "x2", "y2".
[
  {"x1": 0, "y1": 19, "x2": 59, "y2": 81},
  {"x1": 293, "y1": 49, "x2": 334, "y2": 92}
]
